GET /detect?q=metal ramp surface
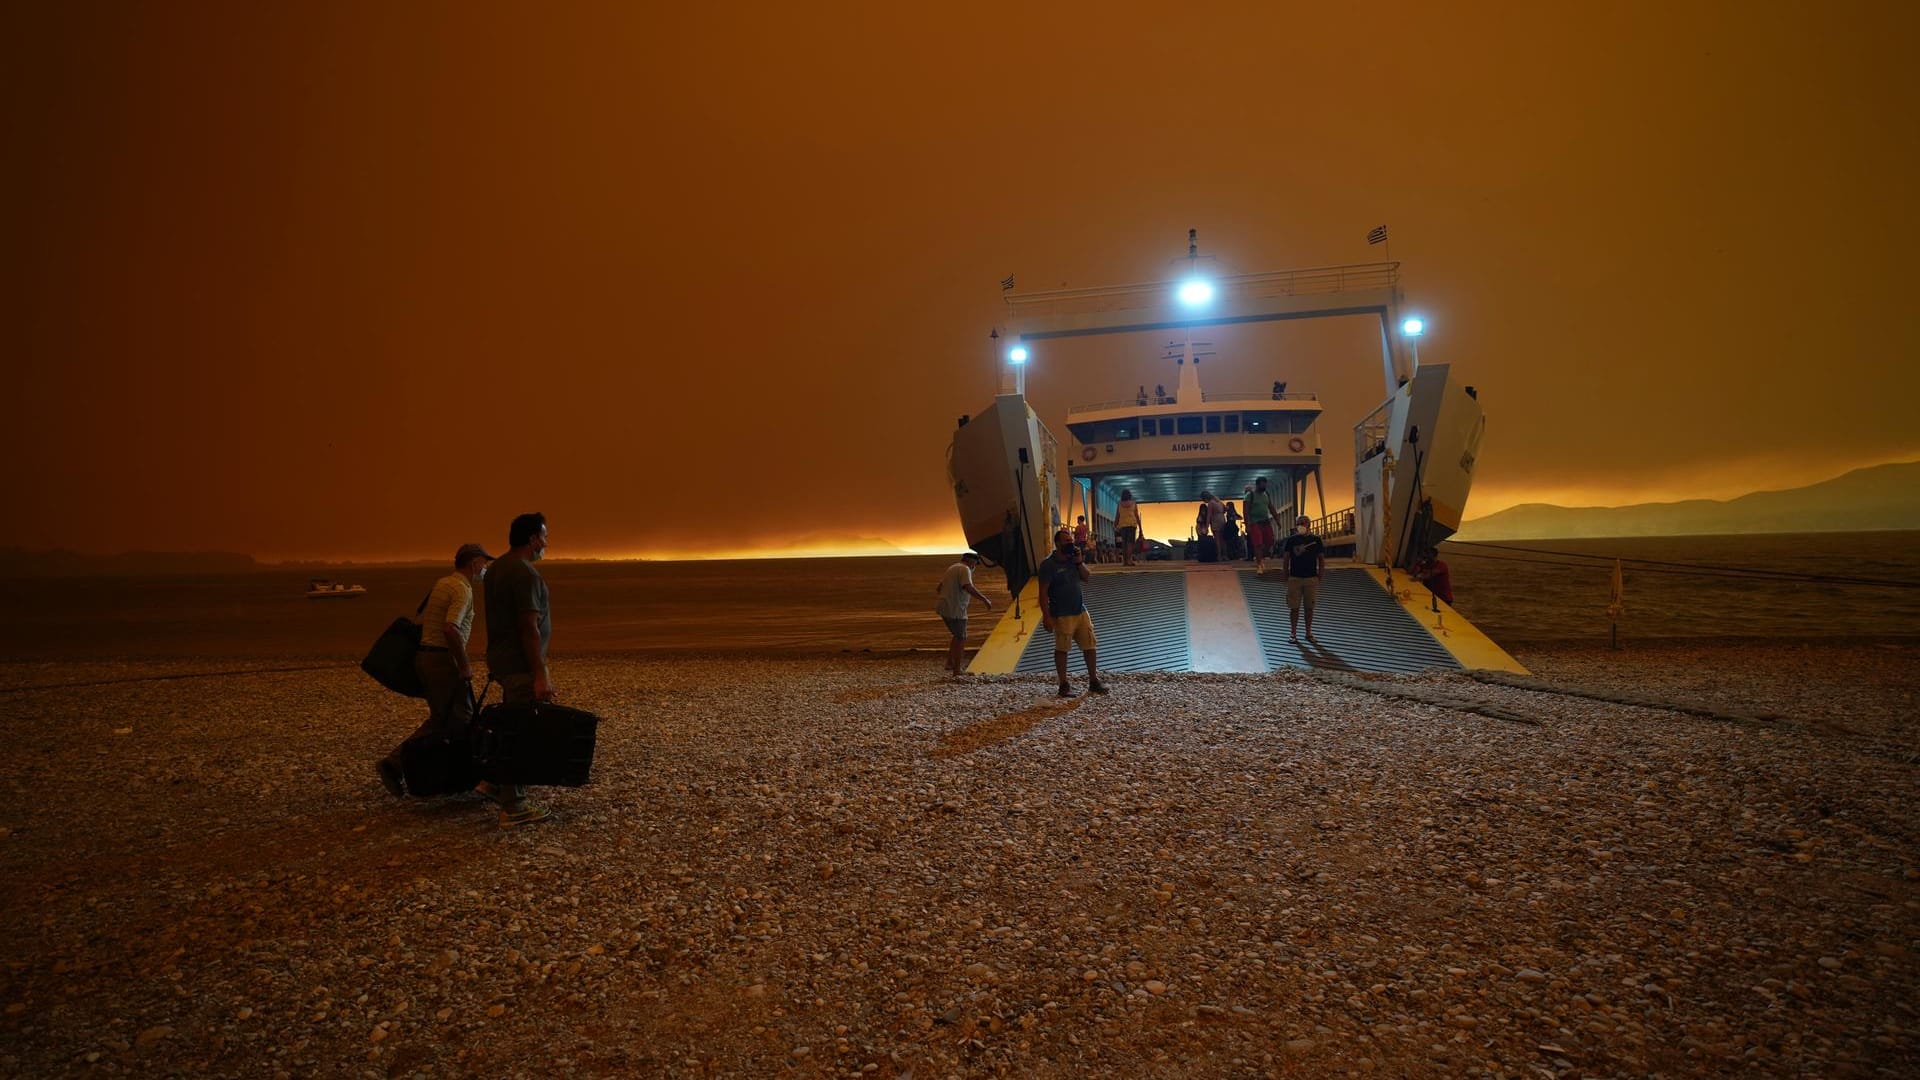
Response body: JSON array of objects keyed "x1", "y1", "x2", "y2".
[
  {"x1": 1012, "y1": 571, "x2": 1191, "y2": 674},
  {"x1": 1239, "y1": 568, "x2": 1462, "y2": 674}
]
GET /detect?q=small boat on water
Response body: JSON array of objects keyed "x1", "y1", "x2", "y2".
[{"x1": 306, "y1": 579, "x2": 367, "y2": 600}]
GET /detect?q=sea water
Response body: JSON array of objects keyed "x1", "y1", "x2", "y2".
[{"x1": 1, "y1": 532, "x2": 1916, "y2": 661}]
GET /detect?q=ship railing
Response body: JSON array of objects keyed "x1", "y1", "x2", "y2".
[
  {"x1": 1202, "y1": 392, "x2": 1320, "y2": 404},
  {"x1": 1007, "y1": 262, "x2": 1400, "y2": 319},
  {"x1": 1067, "y1": 391, "x2": 1319, "y2": 415},
  {"x1": 1353, "y1": 399, "x2": 1393, "y2": 463},
  {"x1": 1069, "y1": 397, "x2": 1167, "y2": 414},
  {"x1": 1311, "y1": 508, "x2": 1357, "y2": 538}
]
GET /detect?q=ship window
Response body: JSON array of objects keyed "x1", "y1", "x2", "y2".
[
  {"x1": 1224, "y1": 414, "x2": 1239, "y2": 433},
  {"x1": 1176, "y1": 415, "x2": 1204, "y2": 435},
  {"x1": 1244, "y1": 411, "x2": 1282, "y2": 433},
  {"x1": 1113, "y1": 424, "x2": 1135, "y2": 440},
  {"x1": 1142, "y1": 418, "x2": 1156, "y2": 436},
  {"x1": 1068, "y1": 423, "x2": 1095, "y2": 443},
  {"x1": 1205, "y1": 415, "x2": 1221, "y2": 433}
]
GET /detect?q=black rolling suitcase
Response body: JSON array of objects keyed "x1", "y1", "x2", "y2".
[
  {"x1": 400, "y1": 732, "x2": 478, "y2": 797},
  {"x1": 473, "y1": 700, "x2": 600, "y2": 787},
  {"x1": 398, "y1": 679, "x2": 482, "y2": 797},
  {"x1": 1197, "y1": 535, "x2": 1219, "y2": 563}
]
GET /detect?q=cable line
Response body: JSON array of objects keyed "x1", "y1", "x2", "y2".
[{"x1": 1445, "y1": 541, "x2": 1920, "y2": 590}]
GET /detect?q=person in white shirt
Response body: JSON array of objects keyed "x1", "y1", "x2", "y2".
[
  {"x1": 377, "y1": 542, "x2": 492, "y2": 797},
  {"x1": 935, "y1": 552, "x2": 993, "y2": 676}
]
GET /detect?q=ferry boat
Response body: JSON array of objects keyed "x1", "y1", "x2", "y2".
[
  {"x1": 305, "y1": 579, "x2": 367, "y2": 600},
  {"x1": 947, "y1": 238, "x2": 1514, "y2": 677},
  {"x1": 1060, "y1": 337, "x2": 1340, "y2": 553}
]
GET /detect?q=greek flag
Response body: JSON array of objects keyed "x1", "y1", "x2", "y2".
[
  {"x1": 1366, "y1": 225, "x2": 1388, "y2": 246},
  {"x1": 1000, "y1": 273, "x2": 1016, "y2": 291}
]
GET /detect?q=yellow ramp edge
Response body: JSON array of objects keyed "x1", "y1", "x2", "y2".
[
  {"x1": 1361, "y1": 566, "x2": 1529, "y2": 675},
  {"x1": 969, "y1": 580, "x2": 1042, "y2": 674}
]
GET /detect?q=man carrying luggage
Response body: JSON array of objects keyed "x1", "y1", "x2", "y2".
[
  {"x1": 376, "y1": 542, "x2": 492, "y2": 798},
  {"x1": 1038, "y1": 527, "x2": 1109, "y2": 698},
  {"x1": 482, "y1": 512, "x2": 555, "y2": 827}
]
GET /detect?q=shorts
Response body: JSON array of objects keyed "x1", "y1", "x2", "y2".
[
  {"x1": 941, "y1": 615, "x2": 967, "y2": 641},
  {"x1": 1246, "y1": 520, "x2": 1275, "y2": 555},
  {"x1": 1117, "y1": 526, "x2": 1138, "y2": 544},
  {"x1": 1050, "y1": 611, "x2": 1097, "y2": 652},
  {"x1": 1286, "y1": 577, "x2": 1319, "y2": 610}
]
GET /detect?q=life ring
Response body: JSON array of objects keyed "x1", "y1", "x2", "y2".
[
  {"x1": 1081, "y1": 446, "x2": 1097, "y2": 462},
  {"x1": 1288, "y1": 437, "x2": 1306, "y2": 453}
]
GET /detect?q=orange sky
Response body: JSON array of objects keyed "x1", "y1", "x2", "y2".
[{"x1": 5, "y1": 4, "x2": 1917, "y2": 561}]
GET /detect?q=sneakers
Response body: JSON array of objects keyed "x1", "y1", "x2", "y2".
[
  {"x1": 375, "y1": 761, "x2": 406, "y2": 798},
  {"x1": 1057, "y1": 682, "x2": 1075, "y2": 698},
  {"x1": 1088, "y1": 678, "x2": 1110, "y2": 695},
  {"x1": 499, "y1": 802, "x2": 552, "y2": 829}
]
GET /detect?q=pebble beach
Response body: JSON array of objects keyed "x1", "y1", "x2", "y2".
[{"x1": 0, "y1": 641, "x2": 1915, "y2": 1077}]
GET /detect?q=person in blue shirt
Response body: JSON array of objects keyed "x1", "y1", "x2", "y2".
[{"x1": 1037, "y1": 528, "x2": 1109, "y2": 698}]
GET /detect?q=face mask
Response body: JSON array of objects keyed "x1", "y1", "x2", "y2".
[
  {"x1": 1295, "y1": 525, "x2": 1307, "y2": 534},
  {"x1": 529, "y1": 548, "x2": 544, "y2": 562}
]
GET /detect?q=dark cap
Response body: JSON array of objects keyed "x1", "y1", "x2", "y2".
[{"x1": 454, "y1": 542, "x2": 495, "y2": 567}]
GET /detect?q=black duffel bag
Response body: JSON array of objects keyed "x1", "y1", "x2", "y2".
[
  {"x1": 473, "y1": 699, "x2": 600, "y2": 787},
  {"x1": 361, "y1": 593, "x2": 429, "y2": 698}
]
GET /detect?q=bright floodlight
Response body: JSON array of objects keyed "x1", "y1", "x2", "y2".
[
  {"x1": 1008, "y1": 345, "x2": 1029, "y2": 364},
  {"x1": 1401, "y1": 317, "x2": 1426, "y2": 337},
  {"x1": 1177, "y1": 278, "x2": 1215, "y2": 307}
]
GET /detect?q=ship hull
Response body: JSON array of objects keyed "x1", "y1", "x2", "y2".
[{"x1": 947, "y1": 395, "x2": 1062, "y2": 597}]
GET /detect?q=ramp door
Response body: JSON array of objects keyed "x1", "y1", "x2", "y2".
[
  {"x1": 1013, "y1": 571, "x2": 1191, "y2": 674},
  {"x1": 1239, "y1": 567, "x2": 1460, "y2": 674}
]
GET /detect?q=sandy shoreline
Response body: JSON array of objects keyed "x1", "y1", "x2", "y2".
[{"x1": 1, "y1": 643, "x2": 1914, "y2": 1077}]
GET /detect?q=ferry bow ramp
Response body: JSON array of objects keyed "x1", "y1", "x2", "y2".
[{"x1": 970, "y1": 562, "x2": 1527, "y2": 676}]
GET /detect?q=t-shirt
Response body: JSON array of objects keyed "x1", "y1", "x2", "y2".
[
  {"x1": 418, "y1": 572, "x2": 474, "y2": 649},
  {"x1": 1244, "y1": 489, "x2": 1277, "y2": 523},
  {"x1": 1074, "y1": 522, "x2": 1090, "y2": 544},
  {"x1": 1280, "y1": 532, "x2": 1324, "y2": 578},
  {"x1": 1115, "y1": 499, "x2": 1140, "y2": 529},
  {"x1": 484, "y1": 553, "x2": 550, "y2": 675},
  {"x1": 936, "y1": 562, "x2": 976, "y2": 619},
  {"x1": 1036, "y1": 553, "x2": 1086, "y2": 617}
]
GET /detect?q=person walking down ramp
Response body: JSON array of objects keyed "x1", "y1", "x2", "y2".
[
  {"x1": 1114, "y1": 488, "x2": 1142, "y2": 567},
  {"x1": 1038, "y1": 528, "x2": 1109, "y2": 698},
  {"x1": 1243, "y1": 477, "x2": 1280, "y2": 574},
  {"x1": 1279, "y1": 514, "x2": 1326, "y2": 645},
  {"x1": 376, "y1": 542, "x2": 492, "y2": 798},
  {"x1": 935, "y1": 551, "x2": 992, "y2": 676}
]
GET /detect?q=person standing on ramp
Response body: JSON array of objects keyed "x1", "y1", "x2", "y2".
[
  {"x1": 1279, "y1": 514, "x2": 1326, "y2": 645},
  {"x1": 1038, "y1": 527, "x2": 1109, "y2": 698}
]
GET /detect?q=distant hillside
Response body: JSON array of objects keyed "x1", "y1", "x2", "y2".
[
  {"x1": 0, "y1": 548, "x2": 260, "y2": 578},
  {"x1": 1460, "y1": 461, "x2": 1920, "y2": 540}
]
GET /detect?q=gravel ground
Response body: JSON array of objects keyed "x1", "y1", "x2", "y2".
[{"x1": 0, "y1": 642, "x2": 1915, "y2": 1078}]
